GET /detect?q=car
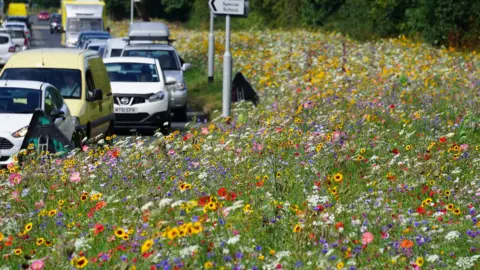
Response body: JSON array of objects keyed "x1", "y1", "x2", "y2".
[
  {"x1": 37, "y1": 11, "x2": 50, "y2": 20},
  {"x1": 0, "y1": 27, "x2": 28, "y2": 51},
  {"x1": 4, "y1": 16, "x2": 32, "y2": 33},
  {"x1": 0, "y1": 49, "x2": 115, "y2": 146},
  {"x1": 0, "y1": 80, "x2": 75, "y2": 166},
  {"x1": 103, "y1": 37, "x2": 127, "y2": 58},
  {"x1": 49, "y1": 14, "x2": 62, "y2": 33},
  {"x1": 103, "y1": 57, "x2": 174, "y2": 133},
  {"x1": 121, "y1": 22, "x2": 191, "y2": 121},
  {"x1": 3, "y1": 21, "x2": 30, "y2": 39},
  {"x1": 83, "y1": 39, "x2": 107, "y2": 51},
  {"x1": 75, "y1": 31, "x2": 110, "y2": 49},
  {"x1": 0, "y1": 33, "x2": 17, "y2": 68}
]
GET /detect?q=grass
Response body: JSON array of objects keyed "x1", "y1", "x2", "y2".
[{"x1": 184, "y1": 64, "x2": 223, "y2": 115}]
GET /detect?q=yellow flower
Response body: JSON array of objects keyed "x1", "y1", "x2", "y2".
[
  {"x1": 14, "y1": 248, "x2": 22, "y2": 255},
  {"x1": 58, "y1": 200, "x2": 65, "y2": 206},
  {"x1": 36, "y1": 237, "x2": 45, "y2": 246},
  {"x1": 405, "y1": 145, "x2": 413, "y2": 151},
  {"x1": 269, "y1": 249, "x2": 276, "y2": 256},
  {"x1": 337, "y1": 261, "x2": 344, "y2": 269},
  {"x1": 167, "y1": 227, "x2": 180, "y2": 240},
  {"x1": 453, "y1": 208, "x2": 461, "y2": 215},
  {"x1": 73, "y1": 256, "x2": 88, "y2": 268},
  {"x1": 204, "y1": 261, "x2": 213, "y2": 269},
  {"x1": 48, "y1": 209, "x2": 58, "y2": 217},
  {"x1": 0, "y1": 232, "x2": 4, "y2": 241},
  {"x1": 315, "y1": 143, "x2": 323, "y2": 152},
  {"x1": 141, "y1": 239, "x2": 154, "y2": 253},
  {"x1": 333, "y1": 173, "x2": 343, "y2": 182},
  {"x1": 115, "y1": 228, "x2": 126, "y2": 238},
  {"x1": 360, "y1": 148, "x2": 366, "y2": 154},
  {"x1": 24, "y1": 222, "x2": 33, "y2": 232},
  {"x1": 258, "y1": 254, "x2": 265, "y2": 260},
  {"x1": 192, "y1": 222, "x2": 203, "y2": 234},
  {"x1": 415, "y1": 257, "x2": 424, "y2": 267},
  {"x1": 293, "y1": 224, "x2": 302, "y2": 233}
]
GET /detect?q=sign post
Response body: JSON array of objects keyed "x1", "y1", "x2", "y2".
[
  {"x1": 209, "y1": 0, "x2": 247, "y2": 117},
  {"x1": 208, "y1": 12, "x2": 215, "y2": 83}
]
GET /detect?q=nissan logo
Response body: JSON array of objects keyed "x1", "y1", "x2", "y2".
[{"x1": 120, "y1": 97, "x2": 130, "y2": 105}]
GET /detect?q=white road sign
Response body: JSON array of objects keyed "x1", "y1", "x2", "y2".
[{"x1": 209, "y1": 0, "x2": 245, "y2": 16}]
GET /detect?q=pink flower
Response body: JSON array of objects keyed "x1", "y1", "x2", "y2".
[
  {"x1": 168, "y1": 149, "x2": 176, "y2": 155},
  {"x1": 460, "y1": 144, "x2": 469, "y2": 151},
  {"x1": 31, "y1": 260, "x2": 45, "y2": 270},
  {"x1": 201, "y1": 127, "x2": 209, "y2": 135},
  {"x1": 362, "y1": 231, "x2": 374, "y2": 245},
  {"x1": 8, "y1": 173, "x2": 22, "y2": 185},
  {"x1": 82, "y1": 145, "x2": 89, "y2": 152},
  {"x1": 70, "y1": 172, "x2": 81, "y2": 183},
  {"x1": 35, "y1": 200, "x2": 45, "y2": 210}
]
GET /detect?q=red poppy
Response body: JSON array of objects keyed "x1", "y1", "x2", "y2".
[
  {"x1": 417, "y1": 206, "x2": 426, "y2": 215},
  {"x1": 198, "y1": 196, "x2": 210, "y2": 206},
  {"x1": 439, "y1": 136, "x2": 447, "y2": 143},
  {"x1": 94, "y1": 223, "x2": 104, "y2": 235},
  {"x1": 217, "y1": 188, "x2": 227, "y2": 197},
  {"x1": 391, "y1": 148, "x2": 400, "y2": 154},
  {"x1": 335, "y1": 222, "x2": 344, "y2": 230},
  {"x1": 389, "y1": 104, "x2": 395, "y2": 109},
  {"x1": 256, "y1": 181, "x2": 264, "y2": 187},
  {"x1": 96, "y1": 201, "x2": 107, "y2": 211},
  {"x1": 227, "y1": 192, "x2": 237, "y2": 201}
]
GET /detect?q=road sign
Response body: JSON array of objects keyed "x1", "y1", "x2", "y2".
[{"x1": 209, "y1": 0, "x2": 245, "y2": 16}]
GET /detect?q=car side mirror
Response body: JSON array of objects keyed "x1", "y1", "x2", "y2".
[
  {"x1": 165, "y1": 77, "x2": 177, "y2": 85},
  {"x1": 182, "y1": 63, "x2": 192, "y2": 71},
  {"x1": 90, "y1": 89, "x2": 103, "y2": 101},
  {"x1": 51, "y1": 110, "x2": 65, "y2": 120}
]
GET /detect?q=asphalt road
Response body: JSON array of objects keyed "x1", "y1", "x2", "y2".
[{"x1": 28, "y1": 15, "x2": 206, "y2": 136}]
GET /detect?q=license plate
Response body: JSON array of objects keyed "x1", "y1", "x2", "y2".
[{"x1": 115, "y1": 107, "x2": 138, "y2": 113}]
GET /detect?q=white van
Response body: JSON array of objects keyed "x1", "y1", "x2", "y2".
[{"x1": 103, "y1": 38, "x2": 126, "y2": 58}]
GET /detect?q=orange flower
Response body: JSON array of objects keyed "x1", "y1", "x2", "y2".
[{"x1": 400, "y1": 239, "x2": 414, "y2": 249}]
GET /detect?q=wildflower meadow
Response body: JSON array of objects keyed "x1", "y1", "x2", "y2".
[{"x1": 1, "y1": 27, "x2": 480, "y2": 270}]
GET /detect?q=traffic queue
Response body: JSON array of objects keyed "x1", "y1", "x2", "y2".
[{"x1": 0, "y1": 3, "x2": 192, "y2": 166}]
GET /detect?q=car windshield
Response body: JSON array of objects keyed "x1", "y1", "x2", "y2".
[
  {"x1": 1, "y1": 68, "x2": 82, "y2": 99},
  {"x1": 88, "y1": 45, "x2": 99, "y2": 51},
  {"x1": 105, "y1": 62, "x2": 160, "y2": 83},
  {"x1": 7, "y1": 18, "x2": 27, "y2": 24},
  {"x1": 67, "y1": 18, "x2": 103, "y2": 32},
  {"x1": 123, "y1": 50, "x2": 179, "y2": 70},
  {"x1": 0, "y1": 88, "x2": 41, "y2": 114}
]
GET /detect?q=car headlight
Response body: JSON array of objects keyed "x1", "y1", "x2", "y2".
[
  {"x1": 67, "y1": 39, "x2": 77, "y2": 45},
  {"x1": 173, "y1": 82, "x2": 185, "y2": 91},
  {"x1": 12, "y1": 126, "x2": 28, "y2": 138},
  {"x1": 52, "y1": 22, "x2": 57, "y2": 26},
  {"x1": 149, "y1": 91, "x2": 165, "y2": 102}
]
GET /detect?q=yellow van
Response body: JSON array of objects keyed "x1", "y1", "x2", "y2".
[
  {"x1": 0, "y1": 49, "x2": 114, "y2": 145},
  {"x1": 7, "y1": 3, "x2": 28, "y2": 17}
]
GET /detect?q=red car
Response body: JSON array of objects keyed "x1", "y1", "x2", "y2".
[{"x1": 37, "y1": 11, "x2": 50, "y2": 20}]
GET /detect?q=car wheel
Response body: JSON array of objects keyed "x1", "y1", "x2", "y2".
[{"x1": 174, "y1": 104, "x2": 188, "y2": 122}]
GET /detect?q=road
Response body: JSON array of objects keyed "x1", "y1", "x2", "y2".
[{"x1": 29, "y1": 15, "x2": 207, "y2": 136}]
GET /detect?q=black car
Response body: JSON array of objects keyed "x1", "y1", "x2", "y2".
[{"x1": 49, "y1": 14, "x2": 62, "y2": 33}]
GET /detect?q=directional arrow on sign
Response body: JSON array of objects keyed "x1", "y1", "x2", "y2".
[
  {"x1": 209, "y1": 0, "x2": 217, "y2": 12},
  {"x1": 209, "y1": 0, "x2": 245, "y2": 16}
]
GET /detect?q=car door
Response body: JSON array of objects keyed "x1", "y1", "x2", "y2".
[{"x1": 89, "y1": 56, "x2": 113, "y2": 134}]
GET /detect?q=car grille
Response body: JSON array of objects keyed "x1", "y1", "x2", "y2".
[
  {"x1": 0, "y1": 156, "x2": 9, "y2": 162},
  {"x1": 0, "y1": 138, "x2": 14, "y2": 150},
  {"x1": 115, "y1": 113, "x2": 149, "y2": 122},
  {"x1": 114, "y1": 96, "x2": 146, "y2": 105}
]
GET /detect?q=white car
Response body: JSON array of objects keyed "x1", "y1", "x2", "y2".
[
  {"x1": 103, "y1": 57, "x2": 175, "y2": 133},
  {"x1": 0, "y1": 80, "x2": 75, "y2": 166},
  {"x1": 0, "y1": 33, "x2": 16, "y2": 67},
  {"x1": 2, "y1": 21, "x2": 30, "y2": 40},
  {"x1": 0, "y1": 27, "x2": 28, "y2": 51}
]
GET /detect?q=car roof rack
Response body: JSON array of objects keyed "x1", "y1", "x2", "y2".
[{"x1": 126, "y1": 22, "x2": 174, "y2": 45}]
